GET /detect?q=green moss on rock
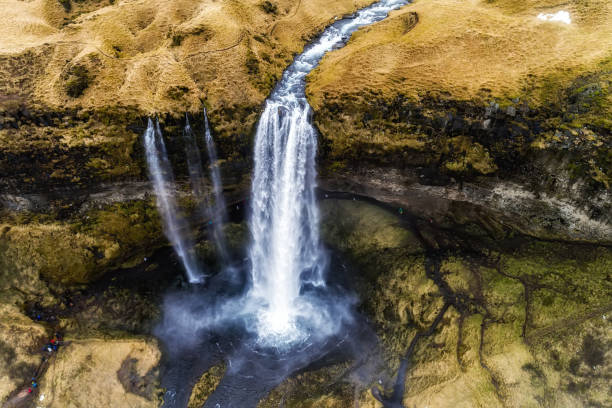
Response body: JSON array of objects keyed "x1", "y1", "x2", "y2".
[
  {"x1": 0, "y1": 200, "x2": 163, "y2": 286},
  {"x1": 188, "y1": 364, "x2": 226, "y2": 408},
  {"x1": 318, "y1": 198, "x2": 612, "y2": 407}
]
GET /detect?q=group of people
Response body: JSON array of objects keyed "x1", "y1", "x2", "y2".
[
  {"x1": 43, "y1": 334, "x2": 61, "y2": 353},
  {"x1": 27, "y1": 378, "x2": 38, "y2": 394},
  {"x1": 26, "y1": 332, "x2": 64, "y2": 394}
]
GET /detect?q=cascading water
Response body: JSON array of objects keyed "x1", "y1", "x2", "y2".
[
  {"x1": 143, "y1": 118, "x2": 203, "y2": 283},
  {"x1": 246, "y1": 0, "x2": 410, "y2": 345},
  {"x1": 183, "y1": 112, "x2": 229, "y2": 263}
]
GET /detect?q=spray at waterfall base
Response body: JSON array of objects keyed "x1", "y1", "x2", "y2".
[{"x1": 147, "y1": 109, "x2": 358, "y2": 349}]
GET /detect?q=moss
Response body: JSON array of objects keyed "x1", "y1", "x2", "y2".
[
  {"x1": 0, "y1": 200, "x2": 164, "y2": 285},
  {"x1": 187, "y1": 364, "x2": 226, "y2": 408},
  {"x1": 259, "y1": 1, "x2": 278, "y2": 15},
  {"x1": 522, "y1": 58, "x2": 612, "y2": 189},
  {"x1": 65, "y1": 65, "x2": 91, "y2": 98},
  {"x1": 444, "y1": 137, "x2": 498, "y2": 175},
  {"x1": 0, "y1": 104, "x2": 147, "y2": 188},
  {"x1": 0, "y1": 222, "x2": 109, "y2": 284},
  {"x1": 320, "y1": 200, "x2": 433, "y2": 360},
  {"x1": 318, "y1": 198, "x2": 612, "y2": 406},
  {"x1": 320, "y1": 200, "x2": 424, "y2": 261},
  {"x1": 74, "y1": 200, "x2": 163, "y2": 269}
]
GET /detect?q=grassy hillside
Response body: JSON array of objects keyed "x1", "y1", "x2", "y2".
[
  {"x1": 308, "y1": 0, "x2": 612, "y2": 105},
  {"x1": 0, "y1": 0, "x2": 375, "y2": 114}
]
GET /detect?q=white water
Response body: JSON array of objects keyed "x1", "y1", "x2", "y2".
[
  {"x1": 183, "y1": 113, "x2": 229, "y2": 263},
  {"x1": 144, "y1": 118, "x2": 203, "y2": 283},
  {"x1": 246, "y1": 0, "x2": 410, "y2": 345}
]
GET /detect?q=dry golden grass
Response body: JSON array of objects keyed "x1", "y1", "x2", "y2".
[
  {"x1": 307, "y1": 0, "x2": 612, "y2": 107},
  {"x1": 0, "y1": 304, "x2": 47, "y2": 403},
  {"x1": 0, "y1": 0, "x2": 374, "y2": 114},
  {"x1": 38, "y1": 338, "x2": 160, "y2": 408}
]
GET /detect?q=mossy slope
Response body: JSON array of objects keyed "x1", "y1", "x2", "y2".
[{"x1": 260, "y1": 198, "x2": 612, "y2": 408}]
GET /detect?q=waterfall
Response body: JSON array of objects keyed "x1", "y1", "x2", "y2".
[
  {"x1": 148, "y1": 0, "x2": 409, "y2": 347},
  {"x1": 143, "y1": 118, "x2": 203, "y2": 283},
  {"x1": 155, "y1": 2, "x2": 412, "y2": 403},
  {"x1": 203, "y1": 109, "x2": 230, "y2": 261},
  {"x1": 246, "y1": 0, "x2": 410, "y2": 344},
  {"x1": 248, "y1": 98, "x2": 324, "y2": 342},
  {"x1": 183, "y1": 112, "x2": 229, "y2": 263}
]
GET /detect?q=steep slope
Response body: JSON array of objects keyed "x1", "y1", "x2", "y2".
[
  {"x1": 0, "y1": 0, "x2": 376, "y2": 285},
  {"x1": 307, "y1": 0, "x2": 612, "y2": 244}
]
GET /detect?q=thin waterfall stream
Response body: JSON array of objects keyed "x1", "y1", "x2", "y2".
[
  {"x1": 148, "y1": 1, "x2": 411, "y2": 406},
  {"x1": 143, "y1": 118, "x2": 203, "y2": 283},
  {"x1": 202, "y1": 109, "x2": 230, "y2": 262},
  {"x1": 183, "y1": 112, "x2": 229, "y2": 265}
]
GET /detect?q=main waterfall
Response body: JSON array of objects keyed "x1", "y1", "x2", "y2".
[
  {"x1": 246, "y1": 0, "x2": 409, "y2": 344},
  {"x1": 248, "y1": 97, "x2": 324, "y2": 343},
  {"x1": 154, "y1": 1, "x2": 410, "y2": 405}
]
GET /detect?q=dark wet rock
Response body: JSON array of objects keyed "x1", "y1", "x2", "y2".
[
  {"x1": 117, "y1": 357, "x2": 159, "y2": 400},
  {"x1": 320, "y1": 166, "x2": 611, "y2": 245}
]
